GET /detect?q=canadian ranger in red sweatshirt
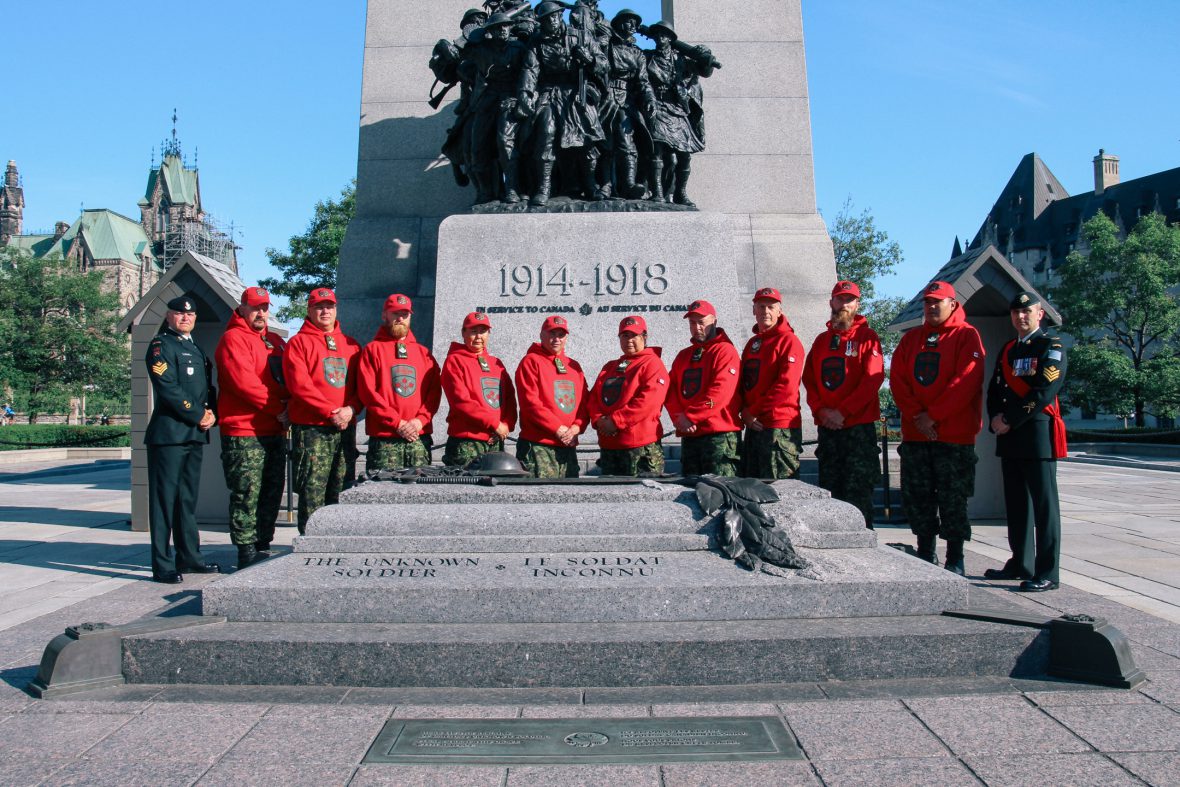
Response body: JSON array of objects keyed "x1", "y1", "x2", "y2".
[
  {"x1": 665, "y1": 299, "x2": 742, "y2": 476},
  {"x1": 357, "y1": 293, "x2": 441, "y2": 471},
  {"x1": 588, "y1": 316, "x2": 669, "y2": 476},
  {"x1": 214, "y1": 286, "x2": 289, "y2": 569},
  {"x1": 440, "y1": 312, "x2": 517, "y2": 466},
  {"x1": 282, "y1": 288, "x2": 363, "y2": 533},
  {"x1": 802, "y1": 281, "x2": 884, "y2": 527},
  {"x1": 890, "y1": 280, "x2": 985, "y2": 574},
  {"x1": 514, "y1": 315, "x2": 589, "y2": 478},
  {"x1": 740, "y1": 287, "x2": 805, "y2": 479}
]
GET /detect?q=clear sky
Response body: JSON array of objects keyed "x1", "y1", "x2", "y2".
[{"x1": 3, "y1": 1, "x2": 1178, "y2": 302}]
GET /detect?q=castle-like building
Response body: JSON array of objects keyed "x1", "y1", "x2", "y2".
[{"x1": 1, "y1": 131, "x2": 237, "y2": 315}]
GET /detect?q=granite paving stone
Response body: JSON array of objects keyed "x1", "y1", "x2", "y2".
[
  {"x1": 1024, "y1": 689, "x2": 1152, "y2": 707},
  {"x1": 0, "y1": 757, "x2": 70, "y2": 787},
  {"x1": 194, "y1": 762, "x2": 356, "y2": 787},
  {"x1": 141, "y1": 701, "x2": 270, "y2": 717},
  {"x1": 1045, "y1": 704, "x2": 1180, "y2": 752},
  {"x1": 908, "y1": 703, "x2": 1090, "y2": 756},
  {"x1": 519, "y1": 704, "x2": 650, "y2": 718},
  {"x1": 81, "y1": 712, "x2": 261, "y2": 763},
  {"x1": 149, "y1": 685, "x2": 349, "y2": 705},
  {"x1": 648, "y1": 701, "x2": 781, "y2": 717},
  {"x1": 585, "y1": 683, "x2": 827, "y2": 705},
  {"x1": 19, "y1": 699, "x2": 155, "y2": 714},
  {"x1": 1140, "y1": 674, "x2": 1180, "y2": 706},
  {"x1": 262, "y1": 703, "x2": 390, "y2": 720},
  {"x1": 0, "y1": 694, "x2": 32, "y2": 713},
  {"x1": 904, "y1": 695, "x2": 1037, "y2": 712},
  {"x1": 779, "y1": 699, "x2": 907, "y2": 716},
  {"x1": 812, "y1": 757, "x2": 982, "y2": 787},
  {"x1": 505, "y1": 764, "x2": 661, "y2": 786},
  {"x1": 51, "y1": 759, "x2": 210, "y2": 787},
  {"x1": 1109, "y1": 751, "x2": 1180, "y2": 785},
  {"x1": 343, "y1": 687, "x2": 581, "y2": 705},
  {"x1": 349, "y1": 766, "x2": 508, "y2": 787},
  {"x1": 391, "y1": 704, "x2": 520, "y2": 719},
  {"x1": 784, "y1": 709, "x2": 949, "y2": 761},
  {"x1": 962, "y1": 753, "x2": 1143, "y2": 786},
  {"x1": 0, "y1": 712, "x2": 134, "y2": 759},
  {"x1": 221, "y1": 714, "x2": 387, "y2": 764},
  {"x1": 660, "y1": 761, "x2": 821, "y2": 786}
]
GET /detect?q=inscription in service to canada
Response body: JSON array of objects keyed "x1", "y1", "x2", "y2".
[{"x1": 302, "y1": 554, "x2": 663, "y2": 581}]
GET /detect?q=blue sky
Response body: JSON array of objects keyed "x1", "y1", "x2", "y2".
[{"x1": 4, "y1": 1, "x2": 1178, "y2": 302}]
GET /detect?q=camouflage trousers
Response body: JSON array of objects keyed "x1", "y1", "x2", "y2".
[
  {"x1": 816, "y1": 423, "x2": 881, "y2": 528},
  {"x1": 743, "y1": 426, "x2": 802, "y2": 480},
  {"x1": 598, "y1": 442, "x2": 665, "y2": 476},
  {"x1": 680, "y1": 432, "x2": 740, "y2": 477},
  {"x1": 291, "y1": 424, "x2": 354, "y2": 534},
  {"x1": 899, "y1": 441, "x2": 977, "y2": 542},
  {"x1": 367, "y1": 436, "x2": 431, "y2": 472},
  {"x1": 516, "y1": 439, "x2": 579, "y2": 479},
  {"x1": 443, "y1": 436, "x2": 505, "y2": 468},
  {"x1": 220, "y1": 434, "x2": 287, "y2": 547}
]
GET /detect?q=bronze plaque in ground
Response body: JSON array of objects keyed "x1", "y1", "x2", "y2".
[{"x1": 362, "y1": 716, "x2": 802, "y2": 765}]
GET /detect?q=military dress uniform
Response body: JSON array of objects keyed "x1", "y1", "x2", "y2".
[
  {"x1": 145, "y1": 295, "x2": 218, "y2": 582},
  {"x1": 986, "y1": 295, "x2": 1068, "y2": 590}
]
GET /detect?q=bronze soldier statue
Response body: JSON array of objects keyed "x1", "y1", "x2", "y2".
[
  {"x1": 431, "y1": 8, "x2": 490, "y2": 188},
  {"x1": 599, "y1": 9, "x2": 655, "y2": 200}
]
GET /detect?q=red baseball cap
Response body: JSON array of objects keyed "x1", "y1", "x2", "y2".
[
  {"x1": 241, "y1": 286, "x2": 270, "y2": 307},
  {"x1": 684, "y1": 299, "x2": 716, "y2": 319},
  {"x1": 463, "y1": 311, "x2": 491, "y2": 330},
  {"x1": 308, "y1": 287, "x2": 337, "y2": 306},
  {"x1": 384, "y1": 293, "x2": 413, "y2": 312},
  {"x1": 922, "y1": 281, "x2": 957, "y2": 301},
  {"x1": 541, "y1": 315, "x2": 569, "y2": 334},
  {"x1": 831, "y1": 280, "x2": 861, "y2": 299},
  {"x1": 753, "y1": 286, "x2": 782, "y2": 303},
  {"x1": 618, "y1": 315, "x2": 647, "y2": 335}
]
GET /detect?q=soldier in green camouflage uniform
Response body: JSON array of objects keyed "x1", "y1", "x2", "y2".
[
  {"x1": 516, "y1": 440, "x2": 579, "y2": 478},
  {"x1": 814, "y1": 423, "x2": 881, "y2": 526},
  {"x1": 680, "y1": 433, "x2": 740, "y2": 477},
  {"x1": 898, "y1": 442, "x2": 977, "y2": 543},
  {"x1": 291, "y1": 424, "x2": 354, "y2": 533},
  {"x1": 598, "y1": 442, "x2": 665, "y2": 476},
  {"x1": 220, "y1": 436, "x2": 287, "y2": 550},
  {"x1": 369, "y1": 435, "x2": 431, "y2": 469},
  {"x1": 443, "y1": 436, "x2": 503, "y2": 467},
  {"x1": 742, "y1": 427, "x2": 802, "y2": 480}
]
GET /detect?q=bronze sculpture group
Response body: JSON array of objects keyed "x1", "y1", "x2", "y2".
[{"x1": 429, "y1": 1, "x2": 719, "y2": 209}]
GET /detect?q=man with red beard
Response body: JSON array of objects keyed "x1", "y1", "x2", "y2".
[
  {"x1": 891, "y1": 281, "x2": 985, "y2": 575},
  {"x1": 357, "y1": 293, "x2": 441, "y2": 471},
  {"x1": 665, "y1": 300, "x2": 742, "y2": 476},
  {"x1": 739, "y1": 287, "x2": 806, "y2": 479},
  {"x1": 514, "y1": 315, "x2": 588, "y2": 478},
  {"x1": 282, "y1": 288, "x2": 363, "y2": 534},
  {"x1": 802, "y1": 281, "x2": 885, "y2": 528},
  {"x1": 441, "y1": 312, "x2": 517, "y2": 466},
  {"x1": 214, "y1": 286, "x2": 289, "y2": 569},
  {"x1": 588, "y1": 316, "x2": 669, "y2": 475}
]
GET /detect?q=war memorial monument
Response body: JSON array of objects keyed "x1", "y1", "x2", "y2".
[{"x1": 30, "y1": 0, "x2": 1143, "y2": 762}]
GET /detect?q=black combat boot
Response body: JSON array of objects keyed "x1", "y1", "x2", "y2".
[
  {"x1": 944, "y1": 539, "x2": 965, "y2": 576},
  {"x1": 255, "y1": 541, "x2": 272, "y2": 556},
  {"x1": 502, "y1": 160, "x2": 521, "y2": 204},
  {"x1": 237, "y1": 544, "x2": 259, "y2": 571},
  {"x1": 581, "y1": 153, "x2": 605, "y2": 201},
  {"x1": 648, "y1": 160, "x2": 665, "y2": 202},
  {"x1": 530, "y1": 161, "x2": 553, "y2": 207},
  {"x1": 621, "y1": 154, "x2": 645, "y2": 199},
  {"x1": 916, "y1": 534, "x2": 937, "y2": 564},
  {"x1": 673, "y1": 161, "x2": 695, "y2": 207}
]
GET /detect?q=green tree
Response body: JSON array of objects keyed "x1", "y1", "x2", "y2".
[
  {"x1": 828, "y1": 197, "x2": 906, "y2": 354},
  {"x1": 259, "y1": 180, "x2": 356, "y2": 321},
  {"x1": 1052, "y1": 211, "x2": 1180, "y2": 427},
  {"x1": 0, "y1": 249, "x2": 128, "y2": 423}
]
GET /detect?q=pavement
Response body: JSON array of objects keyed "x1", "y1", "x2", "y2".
[{"x1": 0, "y1": 457, "x2": 1177, "y2": 785}]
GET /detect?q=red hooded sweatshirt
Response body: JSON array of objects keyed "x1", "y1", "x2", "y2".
[
  {"x1": 282, "y1": 320, "x2": 363, "y2": 427},
  {"x1": 890, "y1": 305, "x2": 985, "y2": 445},
  {"x1": 514, "y1": 343, "x2": 588, "y2": 446},
  {"x1": 357, "y1": 327, "x2": 441, "y2": 438},
  {"x1": 442, "y1": 342, "x2": 518, "y2": 441},
  {"x1": 665, "y1": 329, "x2": 742, "y2": 437},
  {"x1": 739, "y1": 315, "x2": 806, "y2": 429},
  {"x1": 587, "y1": 347, "x2": 669, "y2": 450},
  {"x1": 802, "y1": 315, "x2": 884, "y2": 428},
  {"x1": 214, "y1": 311, "x2": 288, "y2": 437}
]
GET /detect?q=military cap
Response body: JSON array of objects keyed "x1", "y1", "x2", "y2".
[
  {"x1": 644, "y1": 20, "x2": 677, "y2": 40},
  {"x1": 752, "y1": 286, "x2": 782, "y2": 304},
  {"x1": 831, "y1": 280, "x2": 861, "y2": 299},
  {"x1": 484, "y1": 11, "x2": 515, "y2": 27},
  {"x1": 462, "y1": 8, "x2": 489, "y2": 26},
  {"x1": 308, "y1": 287, "x2": 337, "y2": 306},
  {"x1": 384, "y1": 293, "x2": 413, "y2": 313},
  {"x1": 684, "y1": 299, "x2": 716, "y2": 319},
  {"x1": 922, "y1": 281, "x2": 956, "y2": 301},
  {"x1": 618, "y1": 315, "x2": 647, "y2": 335},
  {"x1": 463, "y1": 311, "x2": 492, "y2": 330},
  {"x1": 166, "y1": 295, "x2": 197, "y2": 313},
  {"x1": 611, "y1": 8, "x2": 642, "y2": 29},
  {"x1": 541, "y1": 314, "x2": 569, "y2": 333},
  {"x1": 1009, "y1": 290, "x2": 1041, "y2": 310},
  {"x1": 535, "y1": 1, "x2": 565, "y2": 18},
  {"x1": 241, "y1": 286, "x2": 270, "y2": 307}
]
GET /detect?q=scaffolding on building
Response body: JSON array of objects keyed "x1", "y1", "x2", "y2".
[{"x1": 161, "y1": 213, "x2": 238, "y2": 273}]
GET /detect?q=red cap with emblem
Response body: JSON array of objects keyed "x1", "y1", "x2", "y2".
[
  {"x1": 753, "y1": 286, "x2": 782, "y2": 303},
  {"x1": 384, "y1": 293, "x2": 413, "y2": 313},
  {"x1": 922, "y1": 281, "x2": 956, "y2": 301},
  {"x1": 463, "y1": 311, "x2": 491, "y2": 330},
  {"x1": 241, "y1": 286, "x2": 270, "y2": 307},
  {"x1": 684, "y1": 299, "x2": 716, "y2": 319},
  {"x1": 618, "y1": 315, "x2": 647, "y2": 335},
  {"x1": 541, "y1": 315, "x2": 569, "y2": 334},
  {"x1": 308, "y1": 287, "x2": 337, "y2": 306},
  {"x1": 831, "y1": 280, "x2": 861, "y2": 299}
]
